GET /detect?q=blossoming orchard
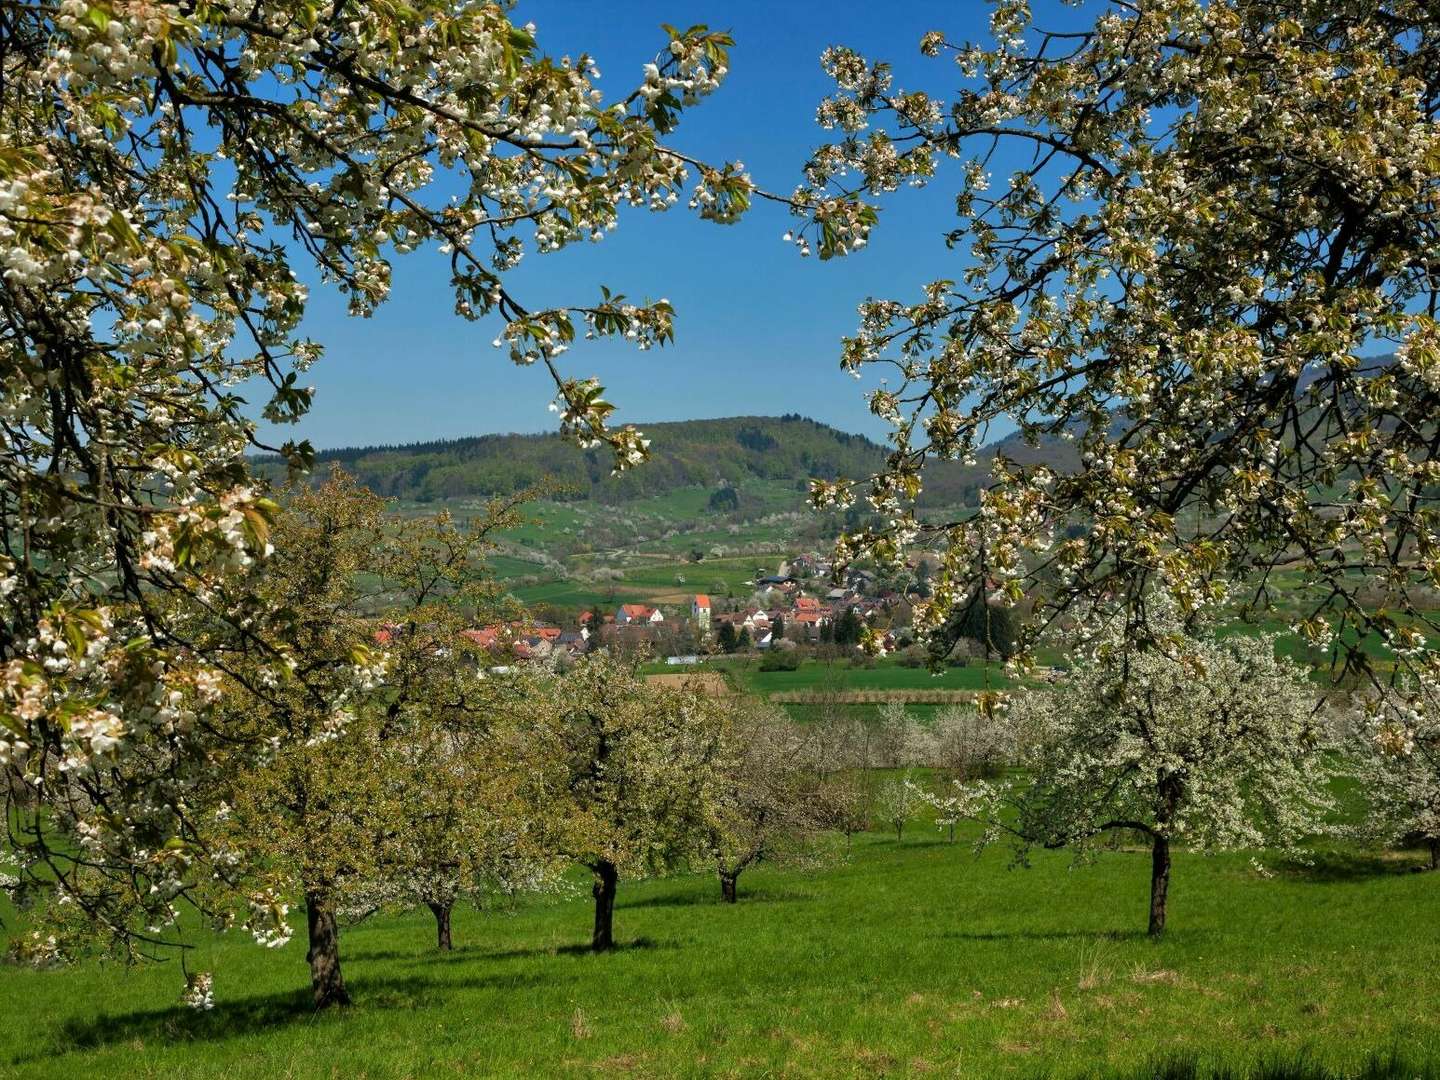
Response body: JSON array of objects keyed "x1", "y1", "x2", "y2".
[{"x1": 2, "y1": 2, "x2": 1439, "y2": 1076}]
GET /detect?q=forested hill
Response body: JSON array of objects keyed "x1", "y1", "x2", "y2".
[
  {"x1": 274, "y1": 378, "x2": 1385, "y2": 508},
  {"x1": 258, "y1": 416, "x2": 899, "y2": 504}
]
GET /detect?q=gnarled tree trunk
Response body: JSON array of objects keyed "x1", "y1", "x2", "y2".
[
  {"x1": 592, "y1": 860, "x2": 618, "y2": 952},
  {"x1": 1148, "y1": 833, "x2": 1171, "y2": 938},
  {"x1": 305, "y1": 890, "x2": 350, "y2": 1008},
  {"x1": 719, "y1": 869, "x2": 739, "y2": 903},
  {"x1": 428, "y1": 901, "x2": 453, "y2": 951}
]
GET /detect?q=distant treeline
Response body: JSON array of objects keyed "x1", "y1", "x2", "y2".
[
  {"x1": 255, "y1": 416, "x2": 900, "y2": 504},
  {"x1": 251, "y1": 413, "x2": 1100, "y2": 509}
]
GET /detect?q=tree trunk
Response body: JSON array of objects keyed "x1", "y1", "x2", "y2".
[
  {"x1": 719, "y1": 869, "x2": 739, "y2": 903},
  {"x1": 428, "y1": 901, "x2": 453, "y2": 951},
  {"x1": 305, "y1": 890, "x2": 350, "y2": 1008},
  {"x1": 591, "y1": 860, "x2": 618, "y2": 952},
  {"x1": 948, "y1": 822, "x2": 956, "y2": 844},
  {"x1": 1429, "y1": 837, "x2": 1439, "y2": 871},
  {"x1": 1148, "y1": 833, "x2": 1171, "y2": 938},
  {"x1": 895, "y1": 821, "x2": 904, "y2": 842}
]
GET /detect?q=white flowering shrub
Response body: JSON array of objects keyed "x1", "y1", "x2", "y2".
[
  {"x1": 873, "y1": 702, "x2": 934, "y2": 769},
  {"x1": 181, "y1": 971, "x2": 215, "y2": 1012}
]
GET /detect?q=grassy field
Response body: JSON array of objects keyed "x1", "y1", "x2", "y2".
[
  {"x1": 3, "y1": 830, "x2": 1437, "y2": 1078},
  {"x1": 506, "y1": 555, "x2": 776, "y2": 611}
]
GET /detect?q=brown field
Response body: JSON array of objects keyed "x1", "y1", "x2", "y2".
[
  {"x1": 769, "y1": 689, "x2": 983, "y2": 705},
  {"x1": 643, "y1": 672, "x2": 733, "y2": 695}
]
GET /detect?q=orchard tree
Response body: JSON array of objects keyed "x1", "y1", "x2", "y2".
[
  {"x1": 874, "y1": 701, "x2": 932, "y2": 768},
  {"x1": 802, "y1": 1, "x2": 1440, "y2": 734},
  {"x1": 205, "y1": 473, "x2": 397, "y2": 1008},
  {"x1": 1348, "y1": 690, "x2": 1440, "y2": 870},
  {"x1": 517, "y1": 656, "x2": 728, "y2": 951},
  {"x1": 930, "y1": 703, "x2": 1014, "y2": 781},
  {"x1": 1, "y1": 1, "x2": 857, "y2": 967},
  {"x1": 209, "y1": 470, "x2": 530, "y2": 1004},
  {"x1": 348, "y1": 727, "x2": 564, "y2": 952},
  {"x1": 708, "y1": 702, "x2": 832, "y2": 902},
  {"x1": 949, "y1": 611, "x2": 1332, "y2": 936},
  {"x1": 344, "y1": 493, "x2": 556, "y2": 954},
  {"x1": 874, "y1": 770, "x2": 922, "y2": 842}
]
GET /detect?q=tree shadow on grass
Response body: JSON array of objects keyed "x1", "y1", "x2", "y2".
[
  {"x1": 890, "y1": 838, "x2": 956, "y2": 850},
  {"x1": 1057, "y1": 1048, "x2": 1440, "y2": 1080},
  {"x1": 348, "y1": 935, "x2": 675, "y2": 966},
  {"x1": 939, "y1": 928, "x2": 1147, "y2": 944},
  {"x1": 620, "y1": 886, "x2": 814, "y2": 910},
  {"x1": 31, "y1": 970, "x2": 553, "y2": 1063},
  {"x1": 1277, "y1": 849, "x2": 1433, "y2": 884}
]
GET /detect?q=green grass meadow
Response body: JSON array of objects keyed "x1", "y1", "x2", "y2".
[{"x1": 3, "y1": 831, "x2": 1437, "y2": 1078}]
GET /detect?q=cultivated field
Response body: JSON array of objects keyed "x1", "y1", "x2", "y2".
[{"x1": 643, "y1": 672, "x2": 732, "y2": 695}]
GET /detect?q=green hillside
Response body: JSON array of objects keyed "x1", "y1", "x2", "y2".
[{"x1": 258, "y1": 416, "x2": 900, "y2": 505}]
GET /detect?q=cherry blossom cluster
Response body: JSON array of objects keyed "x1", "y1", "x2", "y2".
[{"x1": 796, "y1": 2, "x2": 1440, "y2": 734}]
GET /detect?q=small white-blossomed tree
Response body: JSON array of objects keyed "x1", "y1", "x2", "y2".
[
  {"x1": 873, "y1": 702, "x2": 933, "y2": 769},
  {"x1": 707, "y1": 701, "x2": 835, "y2": 902},
  {"x1": 873, "y1": 771, "x2": 923, "y2": 842},
  {"x1": 339, "y1": 495, "x2": 561, "y2": 954},
  {"x1": 343, "y1": 769, "x2": 566, "y2": 953},
  {"x1": 514, "y1": 656, "x2": 729, "y2": 952},
  {"x1": 930, "y1": 703, "x2": 1015, "y2": 781},
  {"x1": 923, "y1": 611, "x2": 1332, "y2": 936},
  {"x1": 1348, "y1": 689, "x2": 1440, "y2": 871}
]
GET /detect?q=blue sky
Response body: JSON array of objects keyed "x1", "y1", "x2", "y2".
[{"x1": 261, "y1": 1, "x2": 1055, "y2": 451}]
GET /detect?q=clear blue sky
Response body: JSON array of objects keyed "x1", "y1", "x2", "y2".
[{"x1": 259, "y1": 1, "x2": 1072, "y2": 451}]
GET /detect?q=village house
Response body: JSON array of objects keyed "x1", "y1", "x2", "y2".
[
  {"x1": 787, "y1": 609, "x2": 828, "y2": 641},
  {"x1": 615, "y1": 603, "x2": 664, "y2": 626},
  {"x1": 459, "y1": 623, "x2": 583, "y2": 663}
]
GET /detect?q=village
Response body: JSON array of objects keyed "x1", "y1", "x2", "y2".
[{"x1": 461, "y1": 553, "x2": 943, "y2": 665}]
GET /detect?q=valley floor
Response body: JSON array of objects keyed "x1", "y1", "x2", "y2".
[{"x1": 3, "y1": 833, "x2": 1438, "y2": 1078}]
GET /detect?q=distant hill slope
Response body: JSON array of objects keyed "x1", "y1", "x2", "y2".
[
  {"x1": 263, "y1": 356, "x2": 1400, "y2": 508},
  {"x1": 259, "y1": 416, "x2": 898, "y2": 504}
]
